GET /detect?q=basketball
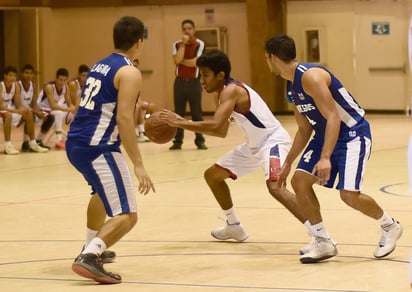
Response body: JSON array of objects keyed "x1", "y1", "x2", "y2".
[{"x1": 144, "y1": 111, "x2": 177, "y2": 144}]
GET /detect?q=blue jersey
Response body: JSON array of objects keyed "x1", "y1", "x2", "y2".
[
  {"x1": 286, "y1": 63, "x2": 365, "y2": 138},
  {"x1": 68, "y1": 53, "x2": 134, "y2": 148}
]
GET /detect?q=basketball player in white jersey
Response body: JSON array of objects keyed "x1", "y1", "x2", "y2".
[
  {"x1": 132, "y1": 59, "x2": 150, "y2": 142},
  {"x1": 38, "y1": 68, "x2": 76, "y2": 149},
  {"x1": 265, "y1": 34, "x2": 402, "y2": 263},
  {"x1": 17, "y1": 64, "x2": 55, "y2": 150},
  {"x1": 68, "y1": 64, "x2": 89, "y2": 115},
  {"x1": 160, "y1": 50, "x2": 308, "y2": 245},
  {"x1": 0, "y1": 66, "x2": 48, "y2": 154}
]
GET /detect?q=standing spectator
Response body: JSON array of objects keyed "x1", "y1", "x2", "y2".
[
  {"x1": 170, "y1": 19, "x2": 207, "y2": 150},
  {"x1": 264, "y1": 34, "x2": 402, "y2": 263},
  {"x1": 66, "y1": 16, "x2": 155, "y2": 284},
  {"x1": 17, "y1": 64, "x2": 54, "y2": 151},
  {"x1": 38, "y1": 68, "x2": 75, "y2": 149},
  {"x1": 0, "y1": 66, "x2": 48, "y2": 154}
]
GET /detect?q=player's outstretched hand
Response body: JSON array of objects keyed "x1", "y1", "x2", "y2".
[
  {"x1": 134, "y1": 165, "x2": 156, "y2": 195},
  {"x1": 159, "y1": 109, "x2": 185, "y2": 127}
]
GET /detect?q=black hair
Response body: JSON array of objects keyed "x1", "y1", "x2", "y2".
[
  {"x1": 264, "y1": 34, "x2": 297, "y2": 62},
  {"x1": 196, "y1": 50, "x2": 231, "y2": 79},
  {"x1": 78, "y1": 64, "x2": 89, "y2": 74},
  {"x1": 56, "y1": 67, "x2": 69, "y2": 78},
  {"x1": 21, "y1": 64, "x2": 35, "y2": 72},
  {"x1": 4, "y1": 66, "x2": 17, "y2": 75},
  {"x1": 181, "y1": 19, "x2": 195, "y2": 28},
  {"x1": 113, "y1": 16, "x2": 145, "y2": 51}
]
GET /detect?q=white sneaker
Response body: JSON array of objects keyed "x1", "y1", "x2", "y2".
[
  {"x1": 374, "y1": 219, "x2": 403, "y2": 258},
  {"x1": 137, "y1": 132, "x2": 150, "y2": 143},
  {"x1": 29, "y1": 142, "x2": 49, "y2": 153},
  {"x1": 4, "y1": 144, "x2": 19, "y2": 155},
  {"x1": 211, "y1": 221, "x2": 249, "y2": 242},
  {"x1": 300, "y1": 237, "x2": 338, "y2": 263},
  {"x1": 300, "y1": 235, "x2": 337, "y2": 255}
]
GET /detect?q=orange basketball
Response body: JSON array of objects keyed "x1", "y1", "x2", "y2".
[{"x1": 144, "y1": 111, "x2": 177, "y2": 144}]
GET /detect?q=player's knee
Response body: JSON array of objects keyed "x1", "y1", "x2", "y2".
[
  {"x1": 267, "y1": 181, "x2": 282, "y2": 197},
  {"x1": 41, "y1": 115, "x2": 55, "y2": 132},
  {"x1": 129, "y1": 213, "x2": 138, "y2": 228},
  {"x1": 339, "y1": 190, "x2": 359, "y2": 208},
  {"x1": 204, "y1": 165, "x2": 224, "y2": 185}
]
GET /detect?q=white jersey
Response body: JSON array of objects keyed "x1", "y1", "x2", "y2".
[
  {"x1": 39, "y1": 81, "x2": 67, "y2": 109},
  {"x1": 74, "y1": 78, "x2": 82, "y2": 98},
  {"x1": 18, "y1": 80, "x2": 34, "y2": 109},
  {"x1": 225, "y1": 79, "x2": 282, "y2": 149},
  {"x1": 0, "y1": 81, "x2": 16, "y2": 109}
]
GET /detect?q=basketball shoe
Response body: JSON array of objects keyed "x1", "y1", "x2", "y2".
[
  {"x1": 4, "y1": 144, "x2": 19, "y2": 155},
  {"x1": 72, "y1": 253, "x2": 121, "y2": 284},
  {"x1": 81, "y1": 246, "x2": 116, "y2": 264},
  {"x1": 100, "y1": 250, "x2": 117, "y2": 264},
  {"x1": 55, "y1": 140, "x2": 65, "y2": 149},
  {"x1": 137, "y1": 132, "x2": 150, "y2": 143},
  {"x1": 374, "y1": 219, "x2": 403, "y2": 258},
  {"x1": 300, "y1": 234, "x2": 337, "y2": 255},
  {"x1": 211, "y1": 221, "x2": 249, "y2": 242},
  {"x1": 299, "y1": 237, "x2": 338, "y2": 263}
]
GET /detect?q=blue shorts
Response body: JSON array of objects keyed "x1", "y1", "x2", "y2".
[
  {"x1": 296, "y1": 119, "x2": 372, "y2": 191},
  {"x1": 66, "y1": 140, "x2": 137, "y2": 217}
]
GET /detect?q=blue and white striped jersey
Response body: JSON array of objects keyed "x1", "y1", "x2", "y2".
[
  {"x1": 68, "y1": 53, "x2": 134, "y2": 148},
  {"x1": 286, "y1": 63, "x2": 365, "y2": 137}
]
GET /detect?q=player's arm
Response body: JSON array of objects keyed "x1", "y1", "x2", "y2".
[
  {"x1": 302, "y1": 68, "x2": 340, "y2": 184},
  {"x1": 45, "y1": 84, "x2": 68, "y2": 112},
  {"x1": 6, "y1": 82, "x2": 26, "y2": 115},
  {"x1": 277, "y1": 104, "x2": 313, "y2": 188},
  {"x1": 160, "y1": 85, "x2": 238, "y2": 138},
  {"x1": 63, "y1": 84, "x2": 76, "y2": 113},
  {"x1": 302, "y1": 68, "x2": 340, "y2": 162},
  {"x1": 115, "y1": 65, "x2": 154, "y2": 194},
  {"x1": 29, "y1": 83, "x2": 46, "y2": 119},
  {"x1": 68, "y1": 80, "x2": 80, "y2": 112},
  {"x1": 284, "y1": 105, "x2": 313, "y2": 166}
]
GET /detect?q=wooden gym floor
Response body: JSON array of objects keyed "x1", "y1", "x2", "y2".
[{"x1": 0, "y1": 114, "x2": 411, "y2": 292}]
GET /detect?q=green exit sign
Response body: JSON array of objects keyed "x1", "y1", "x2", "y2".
[{"x1": 372, "y1": 22, "x2": 390, "y2": 35}]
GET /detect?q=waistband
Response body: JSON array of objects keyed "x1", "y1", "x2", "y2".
[{"x1": 176, "y1": 76, "x2": 199, "y2": 81}]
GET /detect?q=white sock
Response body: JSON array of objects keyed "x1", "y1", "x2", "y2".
[
  {"x1": 311, "y1": 222, "x2": 330, "y2": 239},
  {"x1": 56, "y1": 133, "x2": 62, "y2": 142},
  {"x1": 304, "y1": 220, "x2": 312, "y2": 234},
  {"x1": 5, "y1": 141, "x2": 12, "y2": 147},
  {"x1": 137, "y1": 124, "x2": 144, "y2": 133},
  {"x1": 29, "y1": 140, "x2": 37, "y2": 148},
  {"x1": 378, "y1": 212, "x2": 394, "y2": 227},
  {"x1": 36, "y1": 133, "x2": 44, "y2": 140},
  {"x1": 86, "y1": 228, "x2": 98, "y2": 247},
  {"x1": 82, "y1": 237, "x2": 106, "y2": 256},
  {"x1": 224, "y1": 207, "x2": 239, "y2": 225}
]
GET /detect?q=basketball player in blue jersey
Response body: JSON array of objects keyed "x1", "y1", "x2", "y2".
[
  {"x1": 265, "y1": 34, "x2": 402, "y2": 263},
  {"x1": 66, "y1": 16, "x2": 155, "y2": 284},
  {"x1": 160, "y1": 50, "x2": 308, "y2": 245}
]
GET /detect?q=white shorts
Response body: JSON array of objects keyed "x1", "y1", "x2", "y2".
[
  {"x1": 0, "y1": 111, "x2": 22, "y2": 126},
  {"x1": 216, "y1": 127, "x2": 291, "y2": 183}
]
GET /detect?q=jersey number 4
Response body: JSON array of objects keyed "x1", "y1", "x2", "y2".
[{"x1": 80, "y1": 77, "x2": 101, "y2": 110}]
